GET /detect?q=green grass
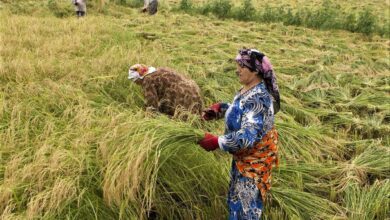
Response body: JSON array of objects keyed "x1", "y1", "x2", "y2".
[
  {"x1": 0, "y1": 1, "x2": 389, "y2": 219},
  {"x1": 173, "y1": 0, "x2": 390, "y2": 36},
  {"x1": 171, "y1": 0, "x2": 390, "y2": 27}
]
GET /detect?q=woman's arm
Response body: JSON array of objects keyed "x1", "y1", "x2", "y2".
[
  {"x1": 202, "y1": 102, "x2": 230, "y2": 120},
  {"x1": 219, "y1": 93, "x2": 267, "y2": 153}
]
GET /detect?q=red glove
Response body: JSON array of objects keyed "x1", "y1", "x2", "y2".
[
  {"x1": 202, "y1": 103, "x2": 221, "y2": 120},
  {"x1": 198, "y1": 133, "x2": 219, "y2": 151}
]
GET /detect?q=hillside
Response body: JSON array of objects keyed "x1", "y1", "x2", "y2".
[{"x1": 1, "y1": 0, "x2": 389, "y2": 219}]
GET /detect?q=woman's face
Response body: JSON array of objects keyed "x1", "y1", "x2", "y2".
[{"x1": 236, "y1": 63, "x2": 258, "y2": 85}]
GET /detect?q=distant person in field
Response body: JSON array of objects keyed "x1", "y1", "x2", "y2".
[
  {"x1": 142, "y1": 0, "x2": 158, "y2": 15},
  {"x1": 72, "y1": 0, "x2": 86, "y2": 17},
  {"x1": 198, "y1": 48, "x2": 280, "y2": 219},
  {"x1": 128, "y1": 64, "x2": 203, "y2": 116}
]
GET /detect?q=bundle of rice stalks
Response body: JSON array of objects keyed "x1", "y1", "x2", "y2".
[
  {"x1": 149, "y1": 139, "x2": 229, "y2": 219},
  {"x1": 337, "y1": 90, "x2": 390, "y2": 114},
  {"x1": 298, "y1": 89, "x2": 332, "y2": 110},
  {"x1": 274, "y1": 161, "x2": 340, "y2": 200},
  {"x1": 337, "y1": 145, "x2": 390, "y2": 190},
  {"x1": 98, "y1": 114, "x2": 229, "y2": 219},
  {"x1": 342, "y1": 139, "x2": 383, "y2": 160},
  {"x1": 324, "y1": 87, "x2": 354, "y2": 112},
  {"x1": 319, "y1": 110, "x2": 389, "y2": 140},
  {"x1": 343, "y1": 180, "x2": 389, "y2": 219},
  {"x1": 266, "y1": 186, "x2": 345, "y2": 219},
  {"x1": 281, "y1": 91, "x2": 321, "y2": 126},
  {"x1": 318, "y1": 110, "x2": 355, "y2": 129},
  {"x1": 352, "y1": 114, "x2": 390, "y2": 139},
  {"x1": 276, "y1": 113, "x2": 345, "y2": 162},
  {"x1": 292, "y1": 69, "x2": 336, "y2": 93}
]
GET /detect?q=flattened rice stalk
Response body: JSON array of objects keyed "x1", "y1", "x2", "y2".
[{"x1": 343, "y1": 180, "x2": 390, "y2": 220}]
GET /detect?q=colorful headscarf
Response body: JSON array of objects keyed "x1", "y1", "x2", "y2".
[
  {"x1": 235, "y1": 49, "x2": 280, "y2": 114},
  {"x1": 128, "y1": 64, "x2": 157, "y2": 81}
]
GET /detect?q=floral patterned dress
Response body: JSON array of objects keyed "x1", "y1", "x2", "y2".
[{"x1": 218, "y1": 82, "x2": 275, "y2": 220}]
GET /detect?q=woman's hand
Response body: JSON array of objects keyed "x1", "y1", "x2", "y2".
[
  {"x1": 202, "y1": 103, "x2": 221, "y2": 120},
  {"x1": 198, "y1": 133, "x2": 219, "y2": 151}
]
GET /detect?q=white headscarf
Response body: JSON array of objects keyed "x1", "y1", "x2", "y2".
[{"x1": 128, "y1": 64, "x2": 157, "y2": 81}]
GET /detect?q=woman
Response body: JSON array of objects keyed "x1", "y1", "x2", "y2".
[
  {"x1": 142, "y1": 0, "x2": 158, "y2": 15},
  {"x1": 128, "y1": 64, "x2": 203, "y2": 116},
  {"x1": 198, "y1": 48, "x2": 280, "y2": 219},
  {"x1": 72, "y1": 0, "x2": 86, "y2": 17}
]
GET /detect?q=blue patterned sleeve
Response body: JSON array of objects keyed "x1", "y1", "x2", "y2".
[
  {"x1": 219, "y1": 103, "x2": 230, "y2": 117},
  {"x1": 219, "y1": 93, "x2": 266, "y2": 153}
]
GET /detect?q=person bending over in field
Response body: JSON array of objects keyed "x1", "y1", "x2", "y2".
[
  {"x1": 128, "y1": 64, "x2": 203, "y2": 116},
  {"x1": 72, "y1": 0, "x2": 86, "y2": 17},
  {"x1": 141, "y1": 0, "x2": 158, "y2": 15}
]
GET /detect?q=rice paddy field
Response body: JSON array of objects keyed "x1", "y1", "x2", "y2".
[
  {"x1": 170, "y1": 0, "x2": 390, "y2": 23},
  {"x1": 0, "y1": 0, "x2": 389, "y2": 219}
]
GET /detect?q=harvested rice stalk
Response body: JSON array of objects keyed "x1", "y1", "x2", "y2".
[
  {"x1": 337, "y1": 145, "x2": 390, "y2": 190},
  {"x1": 100, "y1": 114, "x2": 218, "y2": 218},
  {"x1": 343, "y1": 180, "x2": 389, "y2": 220},
  {"x1": 269, "y1": 186, "x2": 346, "y2": 219}
]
